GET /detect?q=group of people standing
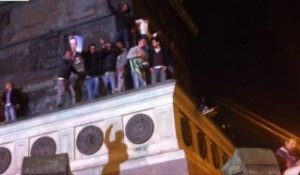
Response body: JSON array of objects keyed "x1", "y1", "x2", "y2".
[
  {"x1": 0, "y1": 0, "x2": 174, "y2": 122},
  {"x1": 56, "y1": 1, "x2": 174, "y2": 108},
  {"x1": 57, "y1": 34, "x2": 173, "y2": 108}
]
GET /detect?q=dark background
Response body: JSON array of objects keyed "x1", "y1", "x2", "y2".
[{"x1": 183, "y1": 0, "x2": 300, "y2": 134}]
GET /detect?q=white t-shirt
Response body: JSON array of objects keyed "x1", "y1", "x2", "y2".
[
  {"x1": 135, "y1": 19, "x2": 149, "y2": 35},
  {"x1": 284, "y1": 165, "x2": 300, "y2": 175}
]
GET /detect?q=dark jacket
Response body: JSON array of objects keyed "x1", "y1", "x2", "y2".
[
  {"x1": 107, "y1": 1, "x2": 133, "y2": 31},
  {"x1": 82, "y1": 51, "x2": 106, "y2": 76},
  {"x1": 1, "y1": 89, "x2": 21, "y2": 106},
  {"x1": 149, "y1": 48, "x2": 171, "y2": 67},
  {"x1": 102, "y1": 47, "x2": 121, "y2": 73},
  {"x1": 57, "y1": 58, "x2": 79, "y2": 79}
]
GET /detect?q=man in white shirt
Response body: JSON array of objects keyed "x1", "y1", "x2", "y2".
[
  {"x1": 135, "y1": 18, "x2": 150, "y2": 39},
  {"x1": 127, "y1": 38, "x2": 148, "y2": 89}
]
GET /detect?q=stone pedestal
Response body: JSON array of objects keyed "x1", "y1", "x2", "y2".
[
  {"x1": 21, "y1": 154, "x2": 71, "y2": 175},
  {"x1": 222, "y1": 148, "x2": 281, "y2": 175},
  {"x1": 0, "y1": 81, "x2": 234, "y2": 175}
]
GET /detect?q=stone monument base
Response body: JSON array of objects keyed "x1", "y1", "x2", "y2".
[{"x1": 21, "y1": 153, "x2": 71, "y2": 175}]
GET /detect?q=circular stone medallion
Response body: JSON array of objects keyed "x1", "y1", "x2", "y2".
[
  {"x1": 31, "y1": 136, "x2": 56, "y2": 157},
  {"x1": 0, "y1": 147, "x2": 11, "y2": 174},
  {"x1": 76, "y1": 125, "x2": 104, "y2": 155},
  {"x1": 125, "y1": 114, "x2": 154, "y2": 144}
]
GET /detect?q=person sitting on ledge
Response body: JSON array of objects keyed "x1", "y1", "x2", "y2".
[
  {"x1": 276, "y1": 138, "x2": 300, "y2": 175},
  {"x1": 198, "y1": 96, "x2": 218, "y2": 116}
]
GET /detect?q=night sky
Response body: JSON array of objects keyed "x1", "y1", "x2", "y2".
[{"x1": 183, "y1": 0, "x2": 300, "y2": 133}]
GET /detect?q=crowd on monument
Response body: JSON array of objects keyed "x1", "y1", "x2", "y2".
[
  {"x1": 1, "y1": 1, "x2": 175, "y2": 122},
  {"x1": 1, "y1": 2, "x2": 300, "y2": 175},
  {"x1": 55, "y1": 1, "x2": 175, "y2": 109}
]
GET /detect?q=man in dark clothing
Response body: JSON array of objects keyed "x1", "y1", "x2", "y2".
[
  {"x1": 149, "y1": 37, "x2": 171, "y2": 84},
  {"x1": 115, "y1": 41, "x2": 128, "y2": 92},
  {"x1": 101, "y1": 43, "x2": 121, "y2": 94},
  {"x1": 57, "y1": 50, "x2": 80, "y2": 108},
  {"x1": 107, "y1": 0, "x2": 134, "y2": 50},
  {"x1": 81, "y1": 44, "x2": 106, "y2": 100},
  {"x1": 1, "y1": 81, "x2": 21, "y2": 122}
]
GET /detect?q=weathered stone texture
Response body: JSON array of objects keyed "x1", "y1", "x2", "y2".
[
  {"x1": 0, "y1": 0, "x2": 111, "y2": 46},
  {"x1": 0, "y1": 0, "x2": 121, "y2": 116}
]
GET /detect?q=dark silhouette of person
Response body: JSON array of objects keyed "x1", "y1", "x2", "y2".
[
  {"x1": 102, "y1": 125, "x2": 128, "y2": 175},
  {"x1": 107, "y1": 0, "x2": 134, "y2": 50}
]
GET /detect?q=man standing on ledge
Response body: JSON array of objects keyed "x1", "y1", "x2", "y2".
[
  {"x1": 107, "y1": 0, "x2": 134, "y2": 50},
  {"x1": 127, "y1": 37, "x2": 148, "y2": 89},
  {"x1": 57, "y1": 50, "x2": 81, "y2": 108},
  {"x1": 1, "y1": 81, "x2": 21, "y2": 122},
  {"x1": 148, "y1": 37, "x2": 171, "y2": 84},
  {"x1": 82, "y1": 44, "x2": 104, "y2": 100}
]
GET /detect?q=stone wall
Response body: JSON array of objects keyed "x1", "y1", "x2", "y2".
[
  {"x1": 0, "y1": 0, "x2": 130, "y2": 116},
  {"x1": 0, "y1": 0, "x2": 192, "y2": 117},
  {"x1": 0, "y1": 81, "x2": 178, "y2": 174},
  {"x1": 0, "y1": 81, "x2": 234, "y2": 175},
  {"x1": 0, "y1": 0, "x2": 124, "y2": 85}
]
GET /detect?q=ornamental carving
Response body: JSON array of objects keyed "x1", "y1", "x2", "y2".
[
  {"x1": 0, "y1": 147, "x2": 11, "y2": 174},
  {"x1": 181, "y1": 117, "x2": 192, "y2": 147},
  {"x1": 31, "y1": 136, "x2": 56, "y2": 157},
  {"x1": 211, "y1": 142, "x2": 220, "y2": 169},
  {"x1": 197, "y1": 130, "x2": 207, "y2": 159},
  {"x1": 76, "y1": 125, "x2": 104, "y2": 155},
  {"x1": 125, "y1": 114, "x2": 154, "y2": 144}
]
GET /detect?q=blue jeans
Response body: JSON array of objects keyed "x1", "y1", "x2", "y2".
[
  {"x1": 85, "y1": 76, "x2": 100, "y2": 100},
  {"x1": 150, "y1": 67, "x2": 167, "y2": 84},
  {"x1": 102, "y1": 72, "x2": 117, "y2": 94},
  {"x1": 131, "y1": 71, "x2": 146, "y2": 89},
  {"x1": 116, "y1": 70, "x2": 126, "y2": 92},
  {"x1": 56, "y1": 79, "x2": 76, "y2": 107},
  {"x1": 115, "y1": 29, "x2": 130, "y2": 50},
  {"x1": 4, "y1": 105, "x2": 17, "y2": 122}
]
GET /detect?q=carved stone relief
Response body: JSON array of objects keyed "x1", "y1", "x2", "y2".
[
  {"x1": 181, "y1": 117, "x2": 192, "y2": 147},
  {"x1": 31, "y1": 136, "x2": 56, "y2": 157},
  {"x1": 211, "y1": 142, "x2": 220, "y2": 169},
  {"x1": 76, "y1": 125, "x2": 104, "y2": 155},
  {"x1": 0, "y1": 147, "x2": 11, "y2": 174},
  {"x1": 125, "y1": 114, "x2": 154, "y2": 144},
  {"x1": 197, "y1": 130, "x2": 207, "y2": 160}
]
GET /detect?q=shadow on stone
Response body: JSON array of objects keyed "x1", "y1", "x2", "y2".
[
  {"x1": 16, "y1": 87, "x2": 29, "y2": 118},
  {"x1": 74, "y1": 74, "x2": 85, "y2": 103},
  {"x1": 101, "y1": 125, "x2": 129, "y2": 175}
]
